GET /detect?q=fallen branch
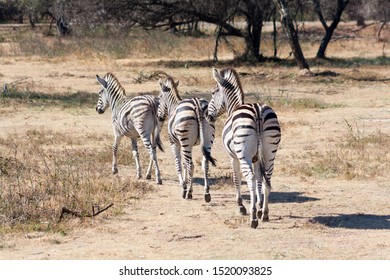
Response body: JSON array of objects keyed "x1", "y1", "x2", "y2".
[
  {"x1": 58, "y1": 203, "x2": 114, "y2": 221},
  {"x1": 168, "y1": 234, "x2": 203, "y2": 242},
  {"x1": 132, "y1": 71, "x2": 168, "y2": 84}
]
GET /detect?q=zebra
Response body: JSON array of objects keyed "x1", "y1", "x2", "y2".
[
  {"x1": 95, "y1": 73, "x2": 164, "y2": 184},
  {"x1": 157, "y1": 76, "x2": 216, "y2": 202},
  {"x1": 207, "y1": 67, "x2": 281, "y2": 228}
]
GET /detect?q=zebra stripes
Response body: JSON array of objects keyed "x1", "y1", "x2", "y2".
[
  {"x1": 207, "y1": 67, "x2": 281, "y2": 228},
  {"x1": 158, "y1": 76, "x2": 216, "y2": 202},
  {"x1": 96, "y1": 73, "x2": 164, "y2": 184}
]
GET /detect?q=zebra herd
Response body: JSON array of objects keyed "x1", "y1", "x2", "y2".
[{"x1": 95, "y1": 67, "x2": 281, "y2": 228}]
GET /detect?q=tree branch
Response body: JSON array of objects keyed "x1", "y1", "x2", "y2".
[{"x1": 58, "y1": 203, "x2": 114, "y2": 221}]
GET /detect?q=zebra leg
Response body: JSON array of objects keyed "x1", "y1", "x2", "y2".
[
  {"x1": 202, "y1": 156, "x2": 211, "y2": 203},
  {"x1": 112, "y1": 134, "x2": 123, "y2": 175},
  {"x1": 138, "y1": 130, "x2": 162, "y2": 185},
  {"x1": 131, "y1": 139, "x2": 142, "y2": 179},
  {"x1": 144, "y1": 141, "x2": 162, "y2": 184},
  {"x1": 261, "y1": 177, "x2": 271, "y2": 222},
  {"x1": 241, "y1": 159, "x2": 258, "y2": 229},
  {"x1": 149, "y1": 129, "x2": 162, "y2": 184},
  {"x1": 182, "y1": 147, "x2": 194, "y2": 200},
  {"x1": 231, "y1": 158, "x2": 246, "y2": 215},
  {"x1": 146, "y1": 139, "x2": 155, "y2": 180},
  {"x1": 145, "y1": 156, "x2": 153, "y2": 180},
  {"x1": 151, "y1": 144, "x2": 162, "y2": 185},
  {"x1": 145, "y1": 136, "x2": 153, "y2": 180},
  {"x1": 254, "y1": 161, "x2": 264, "y2": 219},
  {"x1": 171, "y1": 143, "x2": 185, "y2": 197}
]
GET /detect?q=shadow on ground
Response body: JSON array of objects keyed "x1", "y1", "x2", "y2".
[
  {"x1": 310, "y1": 214, "x2": 390, "y2": 230},
  {"x1": 270, "y1": 191, "x2": 319, "y2": 204}
]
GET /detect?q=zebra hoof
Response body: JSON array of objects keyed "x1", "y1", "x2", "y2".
[
  {"x1": 157, "y1": 179, "x2": 162, "y2": 185},
  {"x1": 146, "y1": 174, "x2": 152, "y2": 180},
  {"x1": 112, "y1": 168, "x2": 118, "y2": 175},
  {"x1": 257, "y1": 210, "x2": 263, "y2": 219},
  {"x1": 182, "y1": 190, "x2": 187, "y2": 199},
  {"x1": 204, "y1": 193, "x2": 211, "y2": 203},
  {"x1": 261, "y1": 215, "x2": 269, "y2": 222},
  {"x1": 187, "y1": 193, "x2": 193, "y2": 200},
  {"x1": 238, "y1": 205, "x2": 247, "y2": 216},
  {"x1": 251, "y1": 220, "x2": 259, "y2": 229}
]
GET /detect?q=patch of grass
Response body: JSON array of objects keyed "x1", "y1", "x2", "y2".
[
  {"x1": 6, "y1": 25, "x2": 218, "y2": 60},
  {"x1": 283, "y1": 121, "x2": 390, "y2": 180},
  {"x1": 1, "y1": 88, "x2": 96, "y2": 108},
  {"x1": 0, "y1": 132, "x2": 154, "y2": 233},
  {"x1": 310, "y1": 56, "x2": 390, "y2": 68},
  {"x1": 261, "y1": 94, "x2": 342, "y2": 111}
]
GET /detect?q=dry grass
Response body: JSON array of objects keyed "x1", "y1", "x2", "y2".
[
  {"x1": 282, "y1": 120, "x2": 390, "y2": 180},
  {"x1": 0, "y1": 130, "x2": 154, "y2": 233},
  {"x1": 1, "y1": 25, "x2": 228, "y2": 60},
  {"x1": 1, "y1": 88, "x2": 96, "y2": 108}
]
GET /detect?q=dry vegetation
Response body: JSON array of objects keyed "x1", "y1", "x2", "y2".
[{"x1": 0, "y1": 22, "x2": 389, "y2": 259}]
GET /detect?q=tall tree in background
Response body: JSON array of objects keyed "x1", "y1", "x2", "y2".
[
  {"x1": 312, "y1": 0, "x2": 350, "y2": 59},
  {"x1": 103, "y1": 0, "x2": 273, "y2": 61},
  {"x1": 273, "y1": 0, "x2": 310, "y2": 70}
]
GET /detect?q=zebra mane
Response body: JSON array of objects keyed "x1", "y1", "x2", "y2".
[
  {"x1": 220, "y1": 67, "x2": 244, "y2": 104},
  {"x1": 104, "y1": 72, "x2": 126, "y2": 96},
  {"x1": 165, "y1": 76, "x2": 182, "y2": 101}
]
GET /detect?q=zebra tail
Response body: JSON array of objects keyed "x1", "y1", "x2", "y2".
[
  {"x1": 195, "y1": 99, "x2": 217, "y2": 167},
  {"x1": 258, "y1": 146, "x2": 266, "y2": 183},
  {"x1": 256, "y1": 104, "x2": 266, "y2": 183},
  {"x1": 154, "y1": 119, "x2": 164, "y2": 153}
]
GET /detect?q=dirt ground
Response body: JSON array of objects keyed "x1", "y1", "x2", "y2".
[{"x1": 1, "y1": 49, "x2": 390, "y2": 259}]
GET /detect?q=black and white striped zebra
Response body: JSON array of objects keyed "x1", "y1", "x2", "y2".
[
  {"x1": 158, "y1": 76, "x2": 216, "y2": 202},
  {"x1": 207, "y1": 67, "x2": 281, "y2": 228},
  {"x1": 96, "y1": 73, "x2": 164, "y2": 184}
]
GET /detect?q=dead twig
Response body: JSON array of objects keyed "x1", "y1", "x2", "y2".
[
  {"x1": 58, "y1": 203, "x2": 114, "y2": 221},
  {"x1": 167, "y1": 234, "x2": 203, "y2": 242}
]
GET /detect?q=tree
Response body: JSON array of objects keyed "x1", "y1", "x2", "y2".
[
  {"x1": 312, "y1": 0, "x2": 350, "y2": 59},
  {"x1": 102, "y1": 0, "x2": 274, "y2": 61},
  {"x1": 0, "y1": 0, "x2": 23, "y2": 23},
  {"x1": 273, "y1": 0, "x2": 310, "y2": 70}
]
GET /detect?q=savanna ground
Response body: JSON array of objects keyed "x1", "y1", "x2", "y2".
[{"x1": 0, "y1": 22, "x2": 389, "y2": 260}]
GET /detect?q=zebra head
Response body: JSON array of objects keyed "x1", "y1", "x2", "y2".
[
  {"x1": 157, "y1": 76, "x2": 180, "y2": 122},
  {"x1": 209, "y1": 67, "x2": 244, "y2": 118},
  {"x1": 207, "y1": 68, "x2": 228, "y2": 122},
  {"x1": 96, "y1": 75, "x2": 110, "y2": 114}
]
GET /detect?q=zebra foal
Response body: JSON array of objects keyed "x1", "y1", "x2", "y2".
[
  {"x1": 158, "y1": 76, "x2": 216, "y2": 202},
  {"x1": 207, "y1": 67, "x2": 281, "y2": 228},
  {"x1": 95, "y1": 73, "x2": 163, "y2": 184}
]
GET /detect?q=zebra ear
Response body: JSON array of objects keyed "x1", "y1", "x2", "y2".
[
  {"x1": 174, "y1": 80, "x2": 179, "y2": 88},
  {"x1": 96, "y1": 75, "x2": 108, "y2": 89},
  {"x1": 212, "y1": 67, "x2": 224, "y2": 84},
  {"x1": 158, "y1": 78, "x2": 164, "y2": 90}
]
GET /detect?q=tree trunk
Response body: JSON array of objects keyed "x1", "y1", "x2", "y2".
[
  {"x1": 273, "y1": 13, "x2": 278, "y2": 58},
  {"x1": 28, "y1": 13, "x2": 36, "y2": 28},
  {"x1": 313, "y1": 0, "x2": 350, "y2": 59},
  {"x1": 242, "y1": 0, "x2": 263, "y2": 60},
  {"x1": 274, "y1": 0, "x2": 310, "y2": 70},
  {"x1": 316, "y1": 28, "x2": 334, "y2": 59},
  {"x1": 377, "y1": 21, "x2": 388, "y2": 42}
]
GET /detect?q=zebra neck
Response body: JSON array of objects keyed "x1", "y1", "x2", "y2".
[
  {"x1": 226, "y1": 95, "x2": 243, "y2": 116},
  {"x1": 109, "y1": 90, "x2": 126, "y2": 114},
  {"x1": 167, "y1": 92, "x2": 180, "y2": 116}
]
